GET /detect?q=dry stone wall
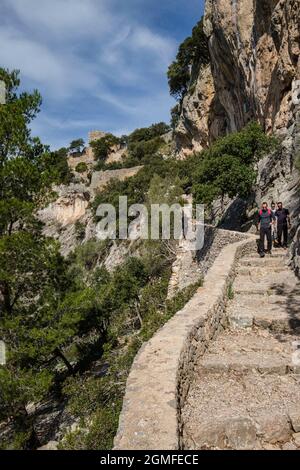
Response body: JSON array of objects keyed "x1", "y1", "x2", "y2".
[
  {"x1": 168, "y1": 227, "x2": 250, "y2": 298},
  {"x1": 90, "y1": 166, "x2": 143, "y2": 193}
]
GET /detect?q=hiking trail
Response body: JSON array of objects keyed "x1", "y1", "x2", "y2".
[{"x1": 182, "y1": 249, "x2": 300, "y2": 450}]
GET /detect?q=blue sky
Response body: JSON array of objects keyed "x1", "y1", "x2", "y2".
[{"x1": 0, "y1": 0, "x2": 205, "y2": 150}]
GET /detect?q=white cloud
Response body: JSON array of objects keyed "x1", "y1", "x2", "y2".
[
  {"x1": 0, "y1": 26, "x2": 65, "y2": 84},
  {"x1": 129, "y1": 26, "x2": 176, "y2": 67},
  {"x1": 1, "y1": 0, "x2": 178, "y2": 148},
  {"x1": 95, "y1": 90, "x2": 139, "y2": 114},
  {"x1": 0, "y1": 25, "x2": 101, "y2": 97},
  {"x1": 2, "y1": 0, "x2": 113, "y2": 39}
]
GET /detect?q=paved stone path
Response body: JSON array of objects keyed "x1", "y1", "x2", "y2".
[{"x1": 182, "y1": 249, "x2": 300, "y2": 450}]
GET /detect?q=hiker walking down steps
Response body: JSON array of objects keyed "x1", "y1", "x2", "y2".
[
  {"x1": 275, "y1": 202, "x2": 291, "y2": 249},
  {"x1": 271, "y1": 202, "x2": 277, "y2": 247},
  {"x1": 257, "y1": 202, "x2": 275, "y2": 258}
]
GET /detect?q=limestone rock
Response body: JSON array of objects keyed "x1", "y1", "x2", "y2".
[
  {"x1": 176, "y1": 0, "x2": 300, "y2": 154},
  {"x1": 293, "y1": 432, "x2": 300, "y2": 447},
  {"x1": 39, "y1": 184, "x2": 90, "y2": 227},
  {"x1": 225, "y1": 418, "x2": 257, "y2": 450},
  {"x1": 38, "y1": 441, "x2": 59, "y2": 451}
]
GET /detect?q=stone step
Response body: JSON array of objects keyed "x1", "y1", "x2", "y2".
[
  {"x1": 199, "y1": 329, "x2": 299, "y2": 374},
  {"x1": 239, "y1": 257, "x2": 287, "y2": 268},
  {"x1": 237, "y1": 265, "x2": 285, "y2": 275},
  {"x1": 228, "y1": 291, "x2": 300, "y2": 332},
  {"x1": 233, "y1": 270, "x2": 297, "y2": 295},
  {"x1": 182, "y1": 370, "x2": 300, "y2": 450},
  {"x1": 246, "y1": 251, "x2": 288, "y2": 259}
]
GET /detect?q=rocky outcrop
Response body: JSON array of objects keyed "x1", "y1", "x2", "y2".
[
  {"x1": 38, "y1": 184, "x2": 93, "y2": 256},
  {"x1": 175, "y1": 65, "x2": 216, "y2": 156},
  {"x1": 39, "y1": 185, "x2": 90, "y2": 228},
  {"x1": 38, "y1": 165, "x2": 144, "y2": 257},
  {"x1": 176, "y1": 0, "x2": 300, "y2": 154}
]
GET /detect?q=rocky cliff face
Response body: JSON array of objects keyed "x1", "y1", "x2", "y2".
[
  {"x1": 176, "y1": 0, "x2": 300, "y2": 270},
  {"x1": 176, "y1": 0, "x2": 300, "y2": 155}
]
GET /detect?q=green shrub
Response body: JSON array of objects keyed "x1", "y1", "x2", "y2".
[
  {"x1": 40, "y1": 147, "x2": 73, "y2": 185},
  {"x1": 75, "y1": 162, "x2": 88, "y2": 173},
  {"x1": 177, "y1": 122, "x2": 278, "y2": 208},
  {"x1": 227, "y1": 282, "x2": 234, "y2": 300},
  {"x1": 128, "y1": 122, "x2": 170, "y2": 145},
  {"x1": 171, "y1": 104, "x2": 181, "y2": 130},
  {"x1": 74, "y1": 221, "x2": 86, "y2": 241},
  {"x1": 91, "y1": 134, "x2": 120, "y2": 162}
]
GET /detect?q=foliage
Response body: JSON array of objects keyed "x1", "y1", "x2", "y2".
[
  {"x1": 227, "y1": 282, "x2": 235, "y2": 300},
  {"x1": 93, "y1": 122, "x2": 275, "y2": 221},
  {"x1": 171, "y1": 104, "x2": 181, "y2": 130},
  {"x1": 0, "y1": 68, "x2": 42, "y2": 163},
  {"x1": 176, "y1": 122, "x2": 278, "y2": 209},
  {"x1": 75, "y1": 162, "x2": 88, "y2": 174},
  {"x1": 0, "y1": 369, "x2": 53, "y2": 421},
  {"x1": 92, "y1": 155, "x2": 180, "y2": 219},
  {"x1": 0, "y1": 69, "x2": 73, "y2": 238},
  {"x1": 128, "y1": 122, "x2": 170, "y2": 146},
  {"x1": 167, "y1": 18, "x2": 210, "y2": 101},
  {"x1": 147, "y1": 174, "x2": 184, "y2": 206},
  {"x1": 0, "y1": 69, "x2": 278, "y2": 451},
  {"x1": 41, "y1": 147, "x2": 73, "y2": 185},
  {"x1": 124, "y1": 136, "x2": 164, "y2": 166},
  {"x1": 60, "y1": 265, "x2": 201, "y2": 450},
  {"x1": 74, "y1": 221, "x2": 86, "y2": 241},
  {"x1": 0, "y1": 69, "x2": 92, "y2": 446},
  {"x1": 91, "y1": 134, "x2": 120, "y2": 163}
]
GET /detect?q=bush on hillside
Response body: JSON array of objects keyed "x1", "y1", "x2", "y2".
[
  {"x1": 91, "y1": 134, "x2": 120, "y2": 162},
  {"x1": 128, "y1": 122, "x2": 170, "y2": 146},
  {"x1": 75, "y1": 162, "x2": 88, "y2": 174}
]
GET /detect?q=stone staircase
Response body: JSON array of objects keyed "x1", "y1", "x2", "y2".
[{"x1": 182, "y1": 249, "x2": 300, "y2": 450}]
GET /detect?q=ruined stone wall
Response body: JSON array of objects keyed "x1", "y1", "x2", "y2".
[{"x1": 90, "y1": 166, "x2": 143, "y2": 193}]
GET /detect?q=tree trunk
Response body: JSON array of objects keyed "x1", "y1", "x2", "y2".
[{"x1": 54, "y1": 348, "x2": 74, "y2": 375}]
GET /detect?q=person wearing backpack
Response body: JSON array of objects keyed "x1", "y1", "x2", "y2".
[
  {"x1": 257, "y1": 202, "x2": 276, "y2": 257},
  {"x1": 275, "y1": 202, "x2": 291, "y2": 248}
]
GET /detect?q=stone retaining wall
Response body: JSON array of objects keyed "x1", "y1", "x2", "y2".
[
  {"x1": 90, "y1": 166, "x2": 143, "y2": 193},
  {"x1": 168, "y1": 227, "x2": 250, "y2": 298},
  {"x1": 114, "y1": 236, "x2": 256, "y2": 450}
]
